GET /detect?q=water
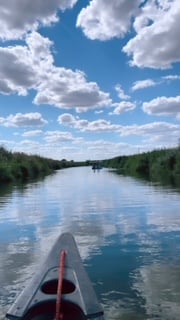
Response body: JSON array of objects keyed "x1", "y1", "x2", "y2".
[{"x1": 0, "y1": 167, "x2": 180, "y2": 319}]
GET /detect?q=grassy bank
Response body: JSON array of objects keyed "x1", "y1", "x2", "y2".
[
  {"x1": 0, "y1": 147, "x2": 81, "y2": 184},
  {"x1": 102, "y1": 147, "x2": 180, "y2": 188}
]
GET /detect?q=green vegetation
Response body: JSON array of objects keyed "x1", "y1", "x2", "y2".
[
  {"x1": 0, "y1": 147, "x2": 82, "y2": 184},
  {"x1": 1, "y1": 146, "x2": 179, "y2": 188},
  {"x1": 102, "y1": 147, "x2": 180, "y2": 188}
]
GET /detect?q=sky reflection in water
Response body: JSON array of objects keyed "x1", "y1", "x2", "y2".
[{"x1": 0, "y1": 167, "x2": 180, "y2": 319}]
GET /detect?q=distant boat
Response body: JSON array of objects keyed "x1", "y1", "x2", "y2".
[
  {"x1": 6, "y1": 233, "x2": 104, "y2": 320},
  {"x1": 92, "y1": 162, "x2": 102, "y2": 170}
]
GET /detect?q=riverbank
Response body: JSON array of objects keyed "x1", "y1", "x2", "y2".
[
  {"x1": 0, "y1": 147, "x2": 82, "y2": 184},
  {"x1": 102, "y1": 147, "x2": 180, "y2": 188}
]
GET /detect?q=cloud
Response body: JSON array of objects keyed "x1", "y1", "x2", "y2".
[
  {"x1": 119, "y1": 122, "x2": 180, "y2": 143},
  {"x1": 85, "y1": 140, "x2": 133, "y2": 158},
  {"x1": 0, "y1": 0, "x2": 78, "y2": 40},
  {"x1": 83, "y1": 119, "x2": 120, "y2": 132},
  {"x1": 16, "y1": 139, "x2": 42, "y2": 155},
  {"x1": 22, "y1": 130, "x2": 43, "y2": 137},
  {"x1": 111, "y1": 101, "x2": 136, "y2": 115},
  {"x1": 123, "y1": 0, "x2": 180, "y2": 69},
  {"x1": 0, "y1": 113, "x2": 47, "y2": 127},
  {"x1": 34, "y1": 68, "x2": 112, "y2": 111},
  {"x1": 0, "y1": 46, "x2": 37, "y2": 96},
  {"x1": 95, "y1": 110, "x2": 104, "y2": 114},
  {"x1": 58, "y1": 113, "x2": 120, "y2": 132},
  {"x1": 58, "y1": 114, "x2": 180, "y2": 147},
  {"x1": 115, "y1": 84, "x2": 130, "y2": 100},
  {"x1": 76, "y1": 1, "x2": 180, "y2": 70},
  {"x1": 2, "y1": 120, "x2": 179, "y2": 161},
  {"x1": 44, "y1": 131, "x2": 77, "y2": 143},
  {"x1": 0, "y1": 32, "x2": 54, "y2": 96},
  {"x1": 132, "y1": 79, "x2": 156, "y2": 91},
  {"x1": 57, "y1": 113, "x2": 76, "y2": 126},
  {"x1": 42, "y1": 138, "x2": 138, "y2": 161},
  {"x1": 25, "y1": 31, "x2": 54, "y2": 65},
  {"x1": 0, "y1": 32, "x2": 113, "y2": 111},
  {"x1": 58, "y1": 101, "x2": 137, "y2": 130},
  {"x1": 58, "y1": 113, "x2": 89, "y2": 130},
  {"x1": 131, "y1": 75, "x2": 180, "y2": 92},
  {"x1": 142, "y1": 96, "x2": 180, "y2": 118},
  {"x1": 162, "y1": 74, "x2": 180, "y2": 81},
  {"x1": 76, "y1": 0, "x2": 141, "y2": 40},
  {"x1": 133, "y1": 264, "x2": 180, "y2": 320},
  {"x1": 20, "y1": 139, "x2": 40, "y2": 147}
]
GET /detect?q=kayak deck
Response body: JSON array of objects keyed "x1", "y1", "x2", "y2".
[{"x1": 6, "y1": 233, "x2": 104, "y2": 320}]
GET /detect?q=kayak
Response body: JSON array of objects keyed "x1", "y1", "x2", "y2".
[{"x1": 6, "y1": 233, "x2": 104, "y2": 320}]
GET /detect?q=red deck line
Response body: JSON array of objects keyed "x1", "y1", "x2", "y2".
[{"x1": 56, "y1": 250, "x2": 66, "y2": 320}]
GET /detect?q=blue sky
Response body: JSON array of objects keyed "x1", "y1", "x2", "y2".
[{"x1": 0, "y1": 0, "x2": 179, "y2": 161}]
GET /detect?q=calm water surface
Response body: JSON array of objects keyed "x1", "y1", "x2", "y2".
[{"x1": 0, "y1": 167, "x2": 180, "y2": 319}]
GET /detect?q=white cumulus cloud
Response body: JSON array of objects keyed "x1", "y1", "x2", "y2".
[
  {"x1": 0, "y1": 32, "x2": 113, "y2": 111},
  {"x1": 22, "y1": 130, "x2": 43, "y2": 137},
  {"x1": 111, "y1": 101, "x2": 136, "y2": 115},
  {"x1": 58, "y1": 113, "x2": 120, "y2": 132},
  {"x1": 0, "y1": 113, "x2": 47, "y2": 127},
  {"x1": 132, "y1": 79, "x2": 156, "y2": 91},
  {"x1": 142, "y1": 96, "x2": 180, "y2": 118},
  {"x1": 76, "y1": 0, "x2": 141, "y2": 40},
  {"x1": 44, "y1": 131, "x2": 78, "y2": 143},
  {"x1": 115, "y1": 84, "x2": 130, "y2": 100},
  {"x1": 0, "y1": 0, "x2": 78, "y2": 40},
  {"x1": 123, "y1": 0, "x2": 180, "y2": 69}
]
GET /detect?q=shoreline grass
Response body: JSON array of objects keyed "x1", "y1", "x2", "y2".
[
  {"x1": 0, "y1": 147, "x2": 83, "y2": 184},
  {"x1": 102, "y1": 147, "x2": 180, "y2": 188}
]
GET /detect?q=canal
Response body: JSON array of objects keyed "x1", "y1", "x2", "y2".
[{"x1": 0, "y1": 167, "x2": 180, "y2": 319}]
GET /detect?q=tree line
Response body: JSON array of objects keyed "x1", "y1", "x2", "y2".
[
  {"x1": 0, "y1": 147, "x2": 83, "y2": 184},
  {"x1": 102, "y1": 147, "x2": 180, "y2": 188}
]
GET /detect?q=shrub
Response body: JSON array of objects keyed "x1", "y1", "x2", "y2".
[{"x1": 0, "y1": 164, "x2": 13, "y2": 182}]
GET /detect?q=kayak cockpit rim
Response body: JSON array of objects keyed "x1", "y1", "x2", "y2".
[{"x1": 6, "y1": 232, "x2": 104, "y2": 320}]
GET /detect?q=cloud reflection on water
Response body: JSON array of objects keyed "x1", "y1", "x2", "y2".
[
  {"x1": 132, "y1": 264, "x2": 180, "y2": 320},
  {"x1": 0, "y1": 167, "x2": 180, "y2": 319}
]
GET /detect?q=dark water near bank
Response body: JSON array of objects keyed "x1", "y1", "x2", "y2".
[{"x1": 0, "y1": 167, "x2": 180, "y2": 319}]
